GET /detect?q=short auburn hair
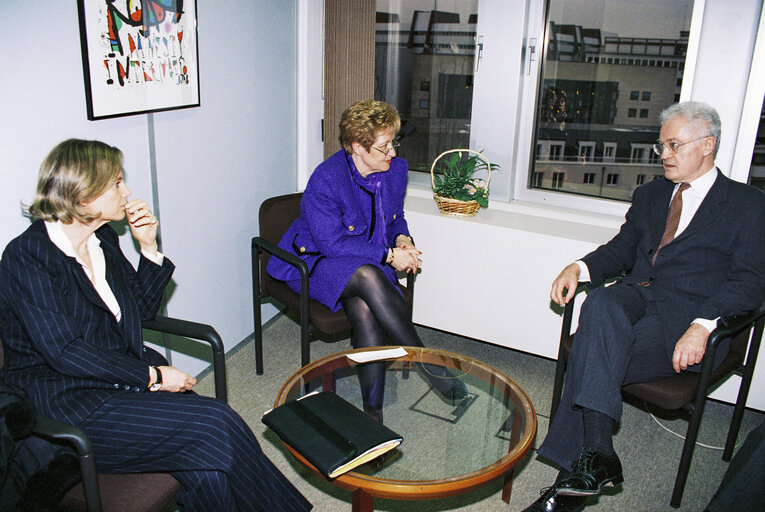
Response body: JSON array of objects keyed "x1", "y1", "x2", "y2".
[
  {"x1": 339, "y1": 100, "x2": 401, "y2": 152},
  {"x1": 27, "y1": 138, "x2": 123, "y2": 224}
]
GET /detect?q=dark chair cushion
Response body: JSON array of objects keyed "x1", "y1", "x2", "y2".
[
  {"x1": 561, "y1": 329, "x2": 749, "y2": 411},
  {"x1": 258, "y1": 191, "x2": 413, "y2": 336},
  {"x1": 58, "y1": 472, "x2": 181, "y2": 512}
]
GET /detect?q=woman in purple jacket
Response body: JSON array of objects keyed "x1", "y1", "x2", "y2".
[{"x1": 268, "y1": 100, "x2": 466, "y2": 421}]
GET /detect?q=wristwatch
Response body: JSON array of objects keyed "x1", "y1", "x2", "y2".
[{"x1": 149, "y1": 366, "x2": 162, "y2": 392}]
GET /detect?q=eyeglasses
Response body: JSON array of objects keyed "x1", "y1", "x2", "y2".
[
  {"x1": 370, "y1": 140, "x2": 400, "y2": 156},
  {"x1": 652, "y1": 136, "x2": 709, "y2": 156}
]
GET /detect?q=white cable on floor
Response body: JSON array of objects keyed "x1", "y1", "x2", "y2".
[{"x1": 645, "y1": 400, "x2": 741, "y2": 451}]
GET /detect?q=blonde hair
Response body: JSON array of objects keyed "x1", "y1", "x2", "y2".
[
  {"x1": 339, "y1": 100, "x2": 401, "y2": 152},
  {"x1": 27, "y1": 139, "x2": 123, "y2": 224}
]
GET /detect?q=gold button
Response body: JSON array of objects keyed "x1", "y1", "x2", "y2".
[
  {"x1": 348, "y1": 225, "x2": 354, "y2": 231},
  {"x1": 299, "y1": 246, "x2": 306, "y2": 253}
]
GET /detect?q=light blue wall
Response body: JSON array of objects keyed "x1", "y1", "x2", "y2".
[{"x1": 0, "y1": 1, "x2": 298, "y2": 374}]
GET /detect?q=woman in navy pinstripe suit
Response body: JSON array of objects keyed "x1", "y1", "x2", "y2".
[{"x1": 0, "y1": 139, "x2": 311, "y2": 511}]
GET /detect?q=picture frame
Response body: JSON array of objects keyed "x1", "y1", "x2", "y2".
[{"x1": 77, "y1": 0, "x2": 200, "y2": 120}]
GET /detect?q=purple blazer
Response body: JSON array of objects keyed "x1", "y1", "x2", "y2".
[{"x1": 267, "y1": 150, "x2": 412, "y2": 311}]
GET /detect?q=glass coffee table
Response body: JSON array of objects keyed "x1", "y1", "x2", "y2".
[{"x1": 273, "y1": 346, "x2": 537, "y2": 511}]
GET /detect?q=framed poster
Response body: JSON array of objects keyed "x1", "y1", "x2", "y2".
[{"x1": 77, "y1": 0, "x2": 200, "y2": 120}]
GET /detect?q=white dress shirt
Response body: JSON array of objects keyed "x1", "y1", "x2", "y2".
[
  {"x1": 575, "y1": 167, "x2": 719, "y2": 331},
  {"x1": 45, "y1": 221, "x2": 164, "y2": 322}
]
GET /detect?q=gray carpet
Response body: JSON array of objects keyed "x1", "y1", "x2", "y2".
[{"x1": 193, "y1": 314, "x2": 764, "y2": 511}]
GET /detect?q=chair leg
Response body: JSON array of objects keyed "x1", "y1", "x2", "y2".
[
  {"x1": 670, "y1": 396, "x2": 709, "y2": 508},
  {"x1": 254, "y1": 302, "x2": 264, "y2": 375},
  {"x1": 550, "y1": 356, "x2": 567, "y2": 419},
  {"x1": 725, "y1": 319, "x2": 764, "y2": 461},
  {"x1": 300, "y1": 309, "x2": 310, "y2": 369},
  {"x1": 252, "y1": 246, "x2": 265, "y2": 375}
]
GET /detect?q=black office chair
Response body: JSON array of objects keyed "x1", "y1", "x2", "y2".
[
  {"x1": 22, "y1": 315, "x2": 227, "y2": 512},
  {"x1": 251, "y1": 192, "x2": 414, "y2": 374},
  {"x1": 550, "y1": 288, "x2": 765, "y2": 508}
]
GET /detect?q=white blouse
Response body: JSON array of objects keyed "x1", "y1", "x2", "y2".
[{"x1": 45, "y1": 221, "x2": 163, "y2": 322}]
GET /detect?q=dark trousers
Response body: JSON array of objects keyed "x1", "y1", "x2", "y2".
[
  {"x1": 538, "y1": 283, "x2": 678, "y2": 470},
  {"x1": 79, "y1": 392, "x2": 311, "y2": 512},
  {"x1": 706, "y1": 421, "x2": 765, "y2": 512}
]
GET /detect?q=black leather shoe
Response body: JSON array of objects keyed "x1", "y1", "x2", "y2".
[
  {"x1": 556, "y1": 448, "x2": 623, "y2": 496},
  {"x1": 442, "y1": 378, "x2": 468, "y2": 405},
  {"x1": 522, "y1": 486, "x2": 586, "y2": 512},
  {"x1": 419, "y1": 363, "x2": 468, "y2": 404}
]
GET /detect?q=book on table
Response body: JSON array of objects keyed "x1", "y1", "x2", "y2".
[{"x1": 262, "y1": 391, "x2": 403, "y2": 479}]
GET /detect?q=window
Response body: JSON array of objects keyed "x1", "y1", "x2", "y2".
[
  {"x1": 636, "y1": 174, "x2": 646, "y2": 185},
  {"x1": 373, "y1": 4, "x2": 478, "y2": 172},
  {"x1": 525, "y1": 0, "x2": 696, "y2": 203},
  {"x1": 532, "y1": 171, "x2": 544, "y2": 187},
  {"x1": 552, "y1": 172, "x2": 565, "y2": 189},
  {"x1": 630, "y1": 143, "x2": 655, "y2": 163},
  {"x1": 653, "y1": 174, "x2": 664, "y2": 180},
  {"x1": 578, "y1": 141, "x2": 595, "y2": 162},
  {"x1": 583, "y1": 172, "x2": 596, "y2": 184},
  {"x1": 549, "y1": 142, "x2": 564, "y2": 161},
  {"x1": 602, "y1": 142, "x2": 617, "y2": 162}
]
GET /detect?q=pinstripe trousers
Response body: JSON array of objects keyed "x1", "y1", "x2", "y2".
[{"x1": 79, "y1": 391, "x2": 311, "y2": 512}]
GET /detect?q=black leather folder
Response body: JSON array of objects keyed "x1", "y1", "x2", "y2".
[{"x1": 262, "y1": 391, "x2": 402, "y2": 479}]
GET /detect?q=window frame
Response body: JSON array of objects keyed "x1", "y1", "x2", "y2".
[
  {"x1": 296, "y1": 0, "x2": 752, "y2": 218},
  {"x1": 507, "y1": 0, "x2": 707, "y2": 216}
]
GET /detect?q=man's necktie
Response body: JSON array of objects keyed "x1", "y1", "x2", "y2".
[{"x1": 652, "y1": 182, "x2": 690, "y2": 265}]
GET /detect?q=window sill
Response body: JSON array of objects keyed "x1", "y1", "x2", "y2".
[{"x1": 405, "y1": 183, "x2": 624, "y2": 244}]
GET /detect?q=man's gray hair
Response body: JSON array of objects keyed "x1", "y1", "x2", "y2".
[{"x1": 660, "y1": 101, "x2": 721, "y2": 157}]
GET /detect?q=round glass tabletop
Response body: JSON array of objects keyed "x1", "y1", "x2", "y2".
[{"x1": 274, "y1": 346, "x2": 537, "y2": 504}]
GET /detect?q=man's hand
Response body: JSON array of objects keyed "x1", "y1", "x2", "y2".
[
  {"x1": 672, "y1": 323, "x2": 710, "y2": 372},
  {"x1": 550, "y1": 263, "x2": 581, "y2": 306}
]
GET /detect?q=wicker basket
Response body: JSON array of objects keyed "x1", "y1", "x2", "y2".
[{"x1": 431, "y1": 149, "x2": 493, "y2": 217}]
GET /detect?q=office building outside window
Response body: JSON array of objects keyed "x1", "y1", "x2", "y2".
[
  {"x1": 373, "y1": 2, "x2": 478, "y2": 172},
  {"x1": 529, "y1": 0, "x2": 695, "y2": 201}
]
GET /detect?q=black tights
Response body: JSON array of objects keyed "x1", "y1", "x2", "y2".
[{"x1": 340, "y1": 265, "x2": 462, "y2": 416}]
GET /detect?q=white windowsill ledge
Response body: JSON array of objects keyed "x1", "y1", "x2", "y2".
[{"x1": 405, "y1": 184, "x2": 624, "y2": 245}]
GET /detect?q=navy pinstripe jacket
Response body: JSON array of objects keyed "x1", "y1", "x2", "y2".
[{"x1": 0, "y1": 221, "x2": 174, "y2": 426}]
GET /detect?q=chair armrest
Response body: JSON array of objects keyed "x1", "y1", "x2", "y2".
[
  {"x1": 252, "y1": 236, "x2": 311, "y2": 319},
  {"x1": 32, "y1": 416, "x2": 102, "y2": 512},
  {"x1": 707, "y1": 302, "x2": 765, "y2": 351},
  {"x1": 142, "y1": 316, "x2": 227, "y2": 403},
  {"x1": 251, "y1": 236, "x2": 310, "y2": 280}
]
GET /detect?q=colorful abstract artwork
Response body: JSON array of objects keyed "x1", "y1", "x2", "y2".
[{"x1": 78, "y1": 0, "x2": 200, "y2": 120}]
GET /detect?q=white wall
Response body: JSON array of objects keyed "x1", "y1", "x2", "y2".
[{"x1": 0, "y1": 1, "x2": 298, "y2": 375}]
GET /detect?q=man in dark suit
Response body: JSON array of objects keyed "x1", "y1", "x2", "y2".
[{"x1": 523, "y1": 101, "x2": 765, "y2": 512}]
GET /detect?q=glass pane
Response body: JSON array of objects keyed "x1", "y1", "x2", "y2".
[
  {"x1": 375, "y1": 1, "x2": 478, "y2": 172},
  {"x1": 530, "y1": 0, "x2": 696, "y2": 201}
]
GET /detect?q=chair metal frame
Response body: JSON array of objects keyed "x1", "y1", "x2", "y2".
[{"x1": 550, "y1": 288, "x2": 765, "y2": 508}]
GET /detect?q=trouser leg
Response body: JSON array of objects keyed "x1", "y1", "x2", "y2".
[
  {"x1": 538, "y1": 284, "x2": 674, "y2": 470},
  {"x1": 79, "y1": 392, "x2": 311, "y2": 512}
]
